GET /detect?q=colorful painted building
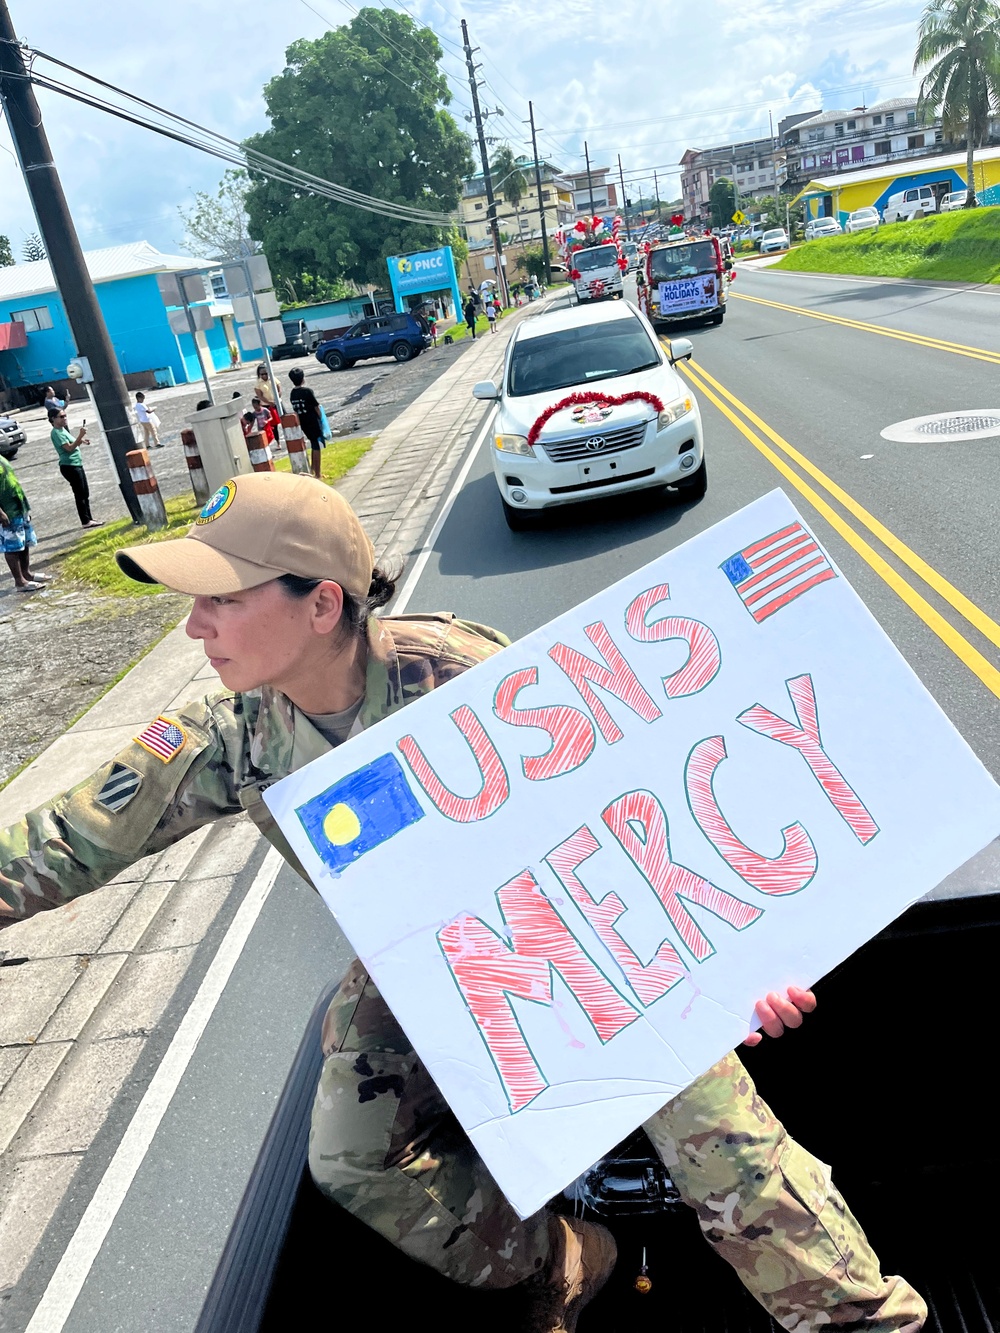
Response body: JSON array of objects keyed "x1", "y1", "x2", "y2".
[
  {"x1": 0, "y1": 241, "x2": 237, "y2": 405},
  {"x1": 794, "y1": 145, "x2": 1000, "y2": 224}
]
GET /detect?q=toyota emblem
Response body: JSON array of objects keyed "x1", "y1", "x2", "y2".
[{"x1": 585, "y1": 436, "x2": 606, "y2": 452}]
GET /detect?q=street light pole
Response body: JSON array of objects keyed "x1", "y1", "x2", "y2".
[
  {"x1": 0, "y1": 0, "x2": 141, "y2": 520},
  {"x1": 584, "y1": 140, "x2": 597, "y2": 216},
  {"x1": 617, "y1": 154, "x2": 632, "y2": 239},
  {"x1": 461, "y1": 20, "x2": 508, "y2": 308},
  {"x1": 653, "y1": 170, "x2": 663, "y2": 222},
  {"x1": 526, "y1": 102, "x2": 551, "y2": 285}
]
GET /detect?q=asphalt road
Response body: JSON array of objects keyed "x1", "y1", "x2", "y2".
[{"x1": 31, "y1": 267, "x2": 1000, "y2": 1331}]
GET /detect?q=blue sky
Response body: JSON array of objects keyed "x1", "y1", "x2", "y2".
[{"x1": 0, "y1": 0, "x2": 929, "y2": 260}]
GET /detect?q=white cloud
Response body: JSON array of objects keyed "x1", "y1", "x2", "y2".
[{"x1": 0, "y1": 0, "x2": 928, "y2": 257}]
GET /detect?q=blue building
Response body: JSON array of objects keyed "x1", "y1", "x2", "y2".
[{"x1": 0, "y1": 241, "x2": 240, "y2": 407}]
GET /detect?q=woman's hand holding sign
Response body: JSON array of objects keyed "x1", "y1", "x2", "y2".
[{"x1": 744, "y1": 986, "x2": 817, "y2": 1046}]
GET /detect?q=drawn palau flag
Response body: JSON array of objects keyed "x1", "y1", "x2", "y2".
[{"x1": 295, "y1": 752, "x2": 425, "y2": 872}]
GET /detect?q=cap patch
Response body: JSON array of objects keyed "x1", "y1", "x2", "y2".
[
  {"x1": 96, "y1": 763, "x2": 142, "y2": 812},
  {"x1": 135, "y1": 716, "x2": 187, "y2": 763},
  {"x1": 196, "y1": 482, "x2": 237, "y2": 525}
]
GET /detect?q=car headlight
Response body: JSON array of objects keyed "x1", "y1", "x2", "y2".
[
  {"x1": 657, "y1": 397, "x2": 693, "y2": 431},
  {"x1": 495, "y1": 433, "x2": 534, "y2": 456}
]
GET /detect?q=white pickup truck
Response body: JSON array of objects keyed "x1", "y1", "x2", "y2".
[{"x1": 571, "y1": 243, "x2": 623, "y2": 302}]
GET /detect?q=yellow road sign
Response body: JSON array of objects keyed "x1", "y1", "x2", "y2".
[{"x1": 732, "y1": 210, "x2": 747, "y2": 225}]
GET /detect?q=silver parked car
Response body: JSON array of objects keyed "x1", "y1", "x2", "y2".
[
  {"x1": 759, "y1": 227, "x2": 789, "y2": 254},
  {"x1": 805, "y1": 217, "x2": 843, "y2": 240},
  {"x1": 940, "y1": 189, "x2": 971, "y2": 211},
  {"x1": 845, "y1": 206, "x2": 881, "y2": 233},
  {"x1": 0, "y1": 414, "x2": 26, "y2": 460}
]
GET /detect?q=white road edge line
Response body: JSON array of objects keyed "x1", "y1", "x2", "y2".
[
  {"x1": 25, "y1": 844, "x2": 286, "y2": 1333},
  {"x1": 392, "y1": 404, "x2": 496, "y2": 614},
  {"x1": 749, "y1": 268, "x2": 1000, "y2": 297}
]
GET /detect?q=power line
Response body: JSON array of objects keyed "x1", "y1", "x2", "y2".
[{"x1": 19, "y1": 48, "x2": 459, "y2": 224}]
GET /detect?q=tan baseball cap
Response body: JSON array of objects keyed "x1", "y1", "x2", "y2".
[{"x1": 115, "y1": 473, "x2": 376, "y2": 597}]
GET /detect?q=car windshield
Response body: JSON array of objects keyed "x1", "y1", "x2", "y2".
[
  {"x1": 623, "y1": 243, "x2": 638, "y2": 258},
  {"x1": 573, "y1": 246, "x2": 619, "y2": 272},
  {"x1": 649, "y1": 241, "x2": 716, "y2": 281},
  {"x1": 508, "y1": 318, "x2": 661, "y2": 397},
  {"x1": 763, "y1": 230, "x2": 784, "y2": 239},
  {"x1": 855, "y1": 208, "x2": 877, "y2": 217}
]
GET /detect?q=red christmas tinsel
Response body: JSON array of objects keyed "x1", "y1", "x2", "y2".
[{"x1": 527, "y1": 390, "x2": 665, "y2": 448}]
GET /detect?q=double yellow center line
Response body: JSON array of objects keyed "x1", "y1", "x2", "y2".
[
  {"x1": 731, "y1": 291, "x2": 1000, "y2": 367},
  {"x1": 666, "y1": 346, "x2": 1000, "y2": 699}
]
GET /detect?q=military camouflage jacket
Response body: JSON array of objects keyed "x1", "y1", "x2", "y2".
[{"x1": 0, "y1": 615, "x2": 508, "y2": 922}]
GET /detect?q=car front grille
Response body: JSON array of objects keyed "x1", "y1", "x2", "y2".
[{"x1": 539, "y1": 420, "x2": 649, "y2": 464}]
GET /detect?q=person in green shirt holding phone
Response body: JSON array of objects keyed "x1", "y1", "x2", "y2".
[{"x1": 48, "y1": 407, "x2": 102, "y2": 528}]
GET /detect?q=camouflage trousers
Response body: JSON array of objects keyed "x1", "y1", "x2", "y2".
[{"x1": 309, "y1": 962, "x2": 926, "y2": 1329}]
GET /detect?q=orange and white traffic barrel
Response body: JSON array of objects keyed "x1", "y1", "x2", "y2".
[
  {"x1": 125, "y1": 448, "x2": 167, "y2": 531},
  {"x1": 245, "y1": 431, "x2": 275, "y2": 472},
  {"x1": 281, "y1": 413, "x2": 310, "y2": 475},
  {"x1": 180, "y1": 429, "x2": 210, "y2": 503}
]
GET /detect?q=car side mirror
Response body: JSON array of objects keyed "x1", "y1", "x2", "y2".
[
  {"x1": 473, "y1": 380, "x2": 500, "y2": 401},
  {"x1": 724, "y1": 259, "x2": 734, "y2": 270},
  {"x1": 669, "y1": 338, "x2": 694, "y2": 364}
]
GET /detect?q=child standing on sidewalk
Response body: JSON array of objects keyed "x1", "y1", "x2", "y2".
[{"x1": 134, "y1": 393, "x2": 161, "y2": 448}]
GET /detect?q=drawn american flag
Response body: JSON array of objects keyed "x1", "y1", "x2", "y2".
[
  {"x1": 135, "y1": 716, "x2": 185, "y2": 762},
  {"x1": 721, "y1": 521, "x2": 836, "y2": 623}
]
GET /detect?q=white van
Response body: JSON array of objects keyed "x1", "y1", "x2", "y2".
[{"x1": 883, "y1": 185, "x2": 936, "y2": 223}]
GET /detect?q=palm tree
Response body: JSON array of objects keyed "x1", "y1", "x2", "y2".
[
  {"x1": 914, "y1": 0, "x2": 1000, "y2": 206},
  {"x1": 490, "y1": 145, "x2": 528, "y2": 211}
]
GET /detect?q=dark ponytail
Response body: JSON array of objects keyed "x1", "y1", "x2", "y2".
[{"x1": 276, "y1": 561, "x2": 403, "y2": 637}]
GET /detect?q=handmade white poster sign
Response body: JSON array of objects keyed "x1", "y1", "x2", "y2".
[{"x1": 265, "y1": 489, "x2": 1000, "y2": 1219}]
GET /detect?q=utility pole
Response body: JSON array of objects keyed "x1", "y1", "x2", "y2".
[
  {"x1": 461, "y1": 19, "x2": 508, "y2": 308},
  {"x1": 0, "y1": 1, "x2": 141, "y2": 521},
  {"x1": 584, "y1": 140, "x2": 597, "y2": 216},
  {"x1": 617, "y1": 154, "x2": 631, "y2": 239},
  {"x1": 653, "y1": 170, "x2": 663, "y2": 222},
  {"x1": 526, "y1": 102, "x2": 551, "y2": 285}
]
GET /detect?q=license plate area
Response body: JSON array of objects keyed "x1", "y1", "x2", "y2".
[{"x1": 578, "y1": 456, "x2": 623, "y2": 483}]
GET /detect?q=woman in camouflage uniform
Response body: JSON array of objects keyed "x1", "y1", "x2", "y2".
[{"x1": 0, "y1": 473, "x2": 925, "y2": 1333}]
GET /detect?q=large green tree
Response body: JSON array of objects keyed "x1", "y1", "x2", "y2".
[
  {"x1": 244, "y1": 10, "x2": 472, "y2": 291},
  {"x1": 915, "y1": 0, "x2": 1000, "y2": 205},
  {"x1": 0, "y1": 235, "x2": 12, "y2": 267},
  {"x1": 709, "y1": 178, "x2": 738, "y2": 229}
]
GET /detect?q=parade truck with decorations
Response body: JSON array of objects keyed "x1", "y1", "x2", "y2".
[
  {"x1": 643, "y1": 228, "x2": 732, "y2": 328},
  {"x1": 558, "y1": 214, "x2": 628, "y2": 303}
]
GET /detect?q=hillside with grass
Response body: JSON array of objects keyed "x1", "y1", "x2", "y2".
[{"x1": 773, "y1": 207, "x2": 1000, "y2": 283}]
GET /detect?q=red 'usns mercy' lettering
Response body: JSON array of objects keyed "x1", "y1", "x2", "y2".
[
  {"x1": 624, "y1": 584, "x2": 722, "y2": 698},
  {"x1": 549, "y1": 621, "x2": 662, "y2": 743},
  {"x1": 685, "y1": 735, "x2": 817, "y2": 894},
  {"x1": 493, "y1": 667, "x2": 596, "y2": 780},
  {"x1": 439, "y1": 869, "x2": 641, "y2": 1113},
  {"x1": 546, "y1": 825, "x2": 688, "y2": 1006},
  {"x1": 738, "y1": 675, "x2": 879, "y2": 844},
  {"x1": 398, "y1": 705, "x2": 509, "y2": 822},
  {"x1": 602, "y1": 789, "x2": 764, "y2": 962}
]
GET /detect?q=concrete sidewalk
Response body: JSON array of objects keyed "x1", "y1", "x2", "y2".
[{"x1": 0, "y1": 300, "x2": 543, "y2": 1305}]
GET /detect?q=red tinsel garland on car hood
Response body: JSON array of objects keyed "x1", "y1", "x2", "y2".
[{"x1": 526, "y1": 390, "x2": 665, "y2": 448}]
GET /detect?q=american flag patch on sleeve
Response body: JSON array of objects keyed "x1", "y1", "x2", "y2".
[
  {"x1": 134, "y1": 716, "x2": 187, "y2": 763},
  {"x1": 721, "y1": 521, "x2": 836, "y2": 623}
]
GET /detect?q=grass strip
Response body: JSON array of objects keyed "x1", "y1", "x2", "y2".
[
  {"x1": 772, "y1": 207, "x2": 1000, "y2": 283},
  {"x1": 57, "y1": 436, "x2": 375, "y2": 596}
]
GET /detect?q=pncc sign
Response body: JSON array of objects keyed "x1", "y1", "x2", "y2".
[{"x1": 386, "y1": 246, "x2": 461, "y2": 314}]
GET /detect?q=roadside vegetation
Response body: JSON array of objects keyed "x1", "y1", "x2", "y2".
[
  {"x1": 57, "y1": 437, "x2": 374, "y2": 597},
  {"x1": 772, "y1": 207, "x2": 1000, "y2": 283}
]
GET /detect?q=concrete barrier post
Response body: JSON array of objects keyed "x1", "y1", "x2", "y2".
[
  {"x1": 181, "y1": 428, "x2": 210, "y2": 504},
  {"x1": 281, "y1": 413, "x2": 310, "y2": 475},
  {"x1": 246, "y1": 431, "x2": 275, "y2": 472},
  {"x1": 125, "y1": 449, "x2": 168, "y2": 531}
]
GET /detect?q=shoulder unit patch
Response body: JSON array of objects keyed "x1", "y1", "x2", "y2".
[
  {"x1": 134, "y1": 716, "x2": 187, "y2": 763},
  {"x1": 96, "y1": 763, "x2": 143, "y2": 812}
]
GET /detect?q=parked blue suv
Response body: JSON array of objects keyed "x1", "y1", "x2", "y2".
[{"x1": 315, "y1": 312, "x2": 430, "y2": 371}]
